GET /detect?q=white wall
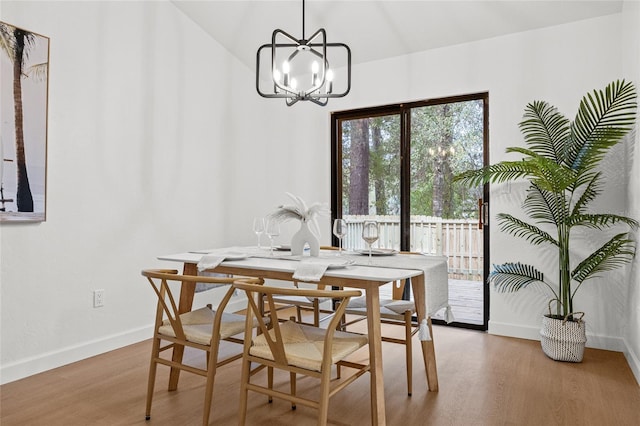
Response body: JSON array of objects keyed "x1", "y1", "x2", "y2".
[
  {"x1": 0, "y1": 0, "x2": 339, "y2": 385},
  {"x1": 0, "y1": 0, "x2": 278, "y2": 384},
  {"x1": 622, "y1": 0, "x2": 640, "y2": 382},
  {"x1": 1, "y1": 1, "x2": 638, "y2": 385}
]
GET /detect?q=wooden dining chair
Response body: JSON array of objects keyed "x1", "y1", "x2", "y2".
[
  {"x1": 342, "y1": 277, "x2": 419, "y2": 396},
  {"x1": 262, "y1": 246, "x2": 339, "y2": 326},
  {"x1": 235, "y1": 281, "x2": 370, "y2": 426},
  {"x1": 265, "y1": 283, "x2": 335, "y2": 326},
  {"x1": 340, "y1": 251, "x2": 423, "y2": 396},
  {"x1": 141, "y1": 269, "x2": 263, "y2": 426}
]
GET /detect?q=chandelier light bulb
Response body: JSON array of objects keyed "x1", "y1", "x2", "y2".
[
  {"x1": 273, "y1": 69, "x2": 281, "y2": 92},
  {"x1": 326, "y1": 69, "x2": 334, "y2": 93},
  {"x1": 282, "y1": 61, "x2": 290, "y2": 87},
  {"x1": 311, "y1": 61, "x2": 319, "y2": 85}
]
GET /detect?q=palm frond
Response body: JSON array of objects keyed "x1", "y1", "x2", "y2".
[
  {"x1": 497, "y1": 213, "x2": 558, "y2": 247},
  {"x1": 572, "y1": 233, "x2": 636, "y2": 283},
  {"x1": 24, "y1": 62, "x2": 48, "y2": 82},
  {"x1": 567, "y1": 213, "x2": 639, "y2": 231},
  {"x1": 569, "y1": 172, "x2": 602, "y2": 215},
  {"x1": 567, "y1": 80, "x2": 637, "y2": 171},
  {"x1": 569, "y1": 128, "x2": 627, "y2": 173},
  {"x1": 0, "y1": 23, "x2": 36, "y2": 66},
  {"x1": 453, "y1": 161, "x2": 533, "y2": 187},
  {"x1": 522, "y1": 183, "x2": 564, "y2": 225},
  {"x1": 504, "y1": 147, "x2": 576, "y2": 192},
  {"x1": 519, "y1": 100, "x2": 571, "y2": 163},
  {"x1": 454, "y1": 150, "x2": 573, "y2": 190},
  {"x1": 0, "y1": 22, "x2": 16, "y2": 62},
  {"x1": 489, "y1": 262, "x2": 549, "y2": 293}
]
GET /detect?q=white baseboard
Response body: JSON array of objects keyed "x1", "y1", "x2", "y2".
[
  {"x1": 488, "y1": 320, "x2": 542, "y2": 342},
  {"x1": 488, "y1": 320, "x2": 626, "y2": 351},
  {"x1": 0, "y1": 298, "x2": 248, "y2": 385},
  {"x1": 623, "y1": 340, "x2": 640, "y2": 386},
  {"x1": 0, "y1": 325, "x2": 153, "y2": 385}
]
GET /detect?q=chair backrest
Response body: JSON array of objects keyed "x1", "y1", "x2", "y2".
[
  {"x1": 141, "y1": 269, "x2": 255, "y2": 343},
  {"x1": 234, "y1": 280, "x2": 362, "y2": 370}
]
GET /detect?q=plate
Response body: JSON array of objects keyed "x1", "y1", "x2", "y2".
[
  {"x1": 274, "y1": 245, "x2": 291, "y2": 251},
  {"x1": 326, "y1": 259, "x2": 355, "y2": 269},
  {"x1": 355, "y1": 248, "x2": 398, "y2": 256},
  {"x1": 303, "y1": 258, "x2": 355, "y2": 269}
]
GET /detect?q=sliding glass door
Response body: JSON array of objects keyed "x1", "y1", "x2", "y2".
[{"x1": 331, "y1": 93, "x2": 489, "y2": 329}]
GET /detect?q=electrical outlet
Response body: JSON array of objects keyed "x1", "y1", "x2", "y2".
[{"x1": 93, "y1": 289, "x2": 105, "y2": 308}]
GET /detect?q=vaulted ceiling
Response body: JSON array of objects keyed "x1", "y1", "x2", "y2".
[{"x1": 172, "y1": 0, "x2": 622, "y2": 70}]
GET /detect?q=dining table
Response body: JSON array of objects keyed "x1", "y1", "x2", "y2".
[{"x1": 157, "y1": 247, "x2": 449, "y2": 426}]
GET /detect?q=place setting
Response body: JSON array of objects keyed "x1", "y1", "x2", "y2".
[
  {"x1": 192, "y1": 248, "x2": 252, "y2": 272},
  {"x1": 292, "y1": 257, "x2": 356, "y2": 282}
]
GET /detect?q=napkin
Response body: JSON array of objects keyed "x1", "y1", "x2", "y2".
[
  {"x1": 292, "y1": 259, "x2": 332, "y2": 282},
  {"x1": 197, "y1": 253, "x2": 226, "y2": 272}
]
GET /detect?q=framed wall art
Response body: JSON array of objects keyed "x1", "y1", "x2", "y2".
[{"x1": 1, "y1": 21, "x2": 49, "y2": 222}]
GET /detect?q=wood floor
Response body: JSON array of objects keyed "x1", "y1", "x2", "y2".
[{"x1": 2, "y1": 324, "x2": 640, "y2": 426}]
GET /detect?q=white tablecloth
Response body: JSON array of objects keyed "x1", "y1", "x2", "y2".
[{"x1": 193, "y1": 246, "x2": 450, "y2": 318}]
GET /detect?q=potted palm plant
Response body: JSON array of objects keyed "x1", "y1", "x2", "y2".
[{"x1": 455, "y1": 80, "x2": 638, "y2": 362}]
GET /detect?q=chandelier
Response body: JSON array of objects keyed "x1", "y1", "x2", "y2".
[{"x1": 255, "y1": 0, "x2": 351, "y2": 106}]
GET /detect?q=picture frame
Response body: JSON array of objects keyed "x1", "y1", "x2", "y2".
[{"x1": 1, "y1": 21, "x2": 50, "y2": 222}]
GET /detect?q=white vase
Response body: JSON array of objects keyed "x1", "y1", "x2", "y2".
[{"x1": 291, "y1": 220, "x2": 320, "y2": 257}]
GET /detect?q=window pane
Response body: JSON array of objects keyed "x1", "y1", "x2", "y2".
[
  {"x1": 340, "y1": 115, "x2": 401, "y2": 250},
  {"x1": 409, "y1": 100, "x2": 484, "y2": 254},
  {"x1": 410, "y1": 100, "x2": 484, "y2": 218}
]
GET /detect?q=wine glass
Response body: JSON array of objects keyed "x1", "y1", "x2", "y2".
[
  {"x1": 265, "y1": 219, "x2": 280, "y2": 256},
  {"x1": 362, "y1": 220, "x2": 379, "y2": 263},
  {"x1": 253, "y1": 217, "x2": 265, "y2": 249},
  {"x1": 332, "y1": 219, "x2": 347, "y2": 255}
]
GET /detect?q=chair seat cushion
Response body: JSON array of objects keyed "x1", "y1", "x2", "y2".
[
  {"x1": 346, "y1": 296, "x2": 416, "y2": 317},
  {"x1": 158, "y1": 307, "x2": 247, "y2": 346},
  {"x1": 250, "y1": 320, "x2": 368, "y2": 372}
]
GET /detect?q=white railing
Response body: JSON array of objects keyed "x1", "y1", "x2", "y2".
[{"x1": 342, "y1": 215, "x2": 483, "y2": 280}]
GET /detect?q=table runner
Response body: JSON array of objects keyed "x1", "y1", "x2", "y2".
[{"x1": 194, "y1": 246, "x2": 450, "y2": 319}]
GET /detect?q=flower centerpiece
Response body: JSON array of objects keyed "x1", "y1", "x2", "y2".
[{"x1": 267, "y1": 192, "x2": 330, "y2": 256}]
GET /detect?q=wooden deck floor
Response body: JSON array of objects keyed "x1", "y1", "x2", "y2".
[
  {"x1": 433, "y1": 278, "x2": 484, "y2": 325},
  {"x1": 378, "y1": 278, "x2": 485, "y2": 326}
]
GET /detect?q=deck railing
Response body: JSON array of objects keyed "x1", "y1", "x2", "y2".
[{"x1": 342, "y1": 215, "x2": 483, "y2": 280}]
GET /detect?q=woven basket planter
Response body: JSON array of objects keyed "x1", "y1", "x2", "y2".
[{"x1": 540, "y1": 314, "x2": 587, "y2": 362}]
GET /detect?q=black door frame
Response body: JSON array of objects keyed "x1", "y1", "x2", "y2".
[{"x1": 330, "y1": 92, "x2": 490, "y2": 331}]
